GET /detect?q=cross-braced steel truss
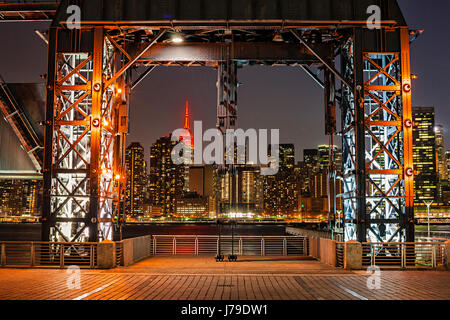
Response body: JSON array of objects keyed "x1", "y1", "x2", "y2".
[
  {"x1": 341, "y1": 28, "x2": 414, "y2": 243},
  {"x1": 42, "y1": 28, "x2": 127, "y2": 242}
]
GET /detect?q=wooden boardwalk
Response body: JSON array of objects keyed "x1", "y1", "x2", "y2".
[{"x1": 0, "y1": 256, "x2": 449, "y2": 300}]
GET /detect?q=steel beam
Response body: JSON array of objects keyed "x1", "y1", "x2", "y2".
[
  {"x1": 0, "y1": 2, "x2": 58, "y2": 22},
  {"x1": 88, "y1": 27, "x2": 104, "y2": 242},
  {"x1": 133, "y1": 42, "x2": 329, "y2": 64},
  {"x1": 41, "y1": 27, "x2": 58, "y2": 242},
  {"x1": 49, "y1": 0, "x2": 406, "y2": 27},
  {"x1": 400, "y1": 27, "x2": 415, "y2": 242},
  {"x1": 217, "y1": 61, "x2": 238, "y2": 134}
]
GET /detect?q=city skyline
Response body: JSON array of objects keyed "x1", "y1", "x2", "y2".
[{"x1": 0, "y1": 0, "x2": 449, "y2": 163}]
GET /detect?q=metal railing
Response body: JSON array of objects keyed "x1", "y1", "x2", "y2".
[
  {"x1": 115, "y1": 241, "x2": 123, "y2": 266},
  {"x1": 362, "y1": 242, "x2": 445, "y2": 269},
  {"x1": 336, "y1": 242, "x2": 344, "y2": 268},
  {"x1": 0, "y1": 241, "x2": 97, "y2": 268},
  {"x1": 151, "y1": 235, "x2": 308, "y2": 256}
]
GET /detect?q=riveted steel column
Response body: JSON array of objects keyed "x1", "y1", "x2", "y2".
[
  {"x1": 353, "y1": 28, "x2": 367, "y2": 243},
  {"x1": 88, "y1": 27, "x2": 104, "y2": 242},
  {"x1": 217, "y1": 60, "x2": 238, "y2": 134},
  {"x1": 400, "y1": 27, "x2": 415, "y2": 242},
  {"x1": 41, "y1": 27, "x2": 57, "y2": 241}
]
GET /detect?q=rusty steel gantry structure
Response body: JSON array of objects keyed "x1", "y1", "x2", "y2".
[{"x1": 0, "y1": 0, "x2": 416, "y2": 243}]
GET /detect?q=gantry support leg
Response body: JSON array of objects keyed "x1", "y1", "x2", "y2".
[
  {"x1": 217, "y1": 61, "x2": 238, "y2": 134},
  {"x1": 87, "y1": 27, "x2": 104, "y2": 242},
  {"x1": 341, "y1": 27, "x2": 414, "y2": 243},
  {"x1": 353, "y1": 28, "x2": 367, "y2": 243},
  {"x1": 41, "y1": 26, "x2": 57, "y2": 242},
  {"x1": 216, "y1": 60, "x2": 238, "y2": 216},
  {"x1": 42, "y1": 27, "x2": 124, "y2": 242},
  {"x1": 400, "y1": 27, "x2": 415, "y2": 242}
]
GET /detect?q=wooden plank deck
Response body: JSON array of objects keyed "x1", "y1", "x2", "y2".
[{"x1": 0, "y1": 256, "x2": 449, "y2": 300}]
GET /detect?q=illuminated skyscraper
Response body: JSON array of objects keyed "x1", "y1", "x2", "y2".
[
  {"x1": 263, "y1": 144, "x2": 298, "y2": 216},
  {"x1": 0, "y1": 179, "x2": 42, "y2": 216},
  {"x1": 303, "y1": 149, "x2": 319, "y2": 167},
  {"x1": 446, "y1": 151, "x2": 450, "y2": 176},
  {"x1": 435, "y1": 125, "x2": 447, "y2": 181},
  {"x1": 318, "y1": 144, "x2": 339, "y2": 170},
  {"x1": 217, "y1": 165, "x2": 263, "y2": 217},
  {"x1": 180, "y1": 100, "x2": 194, "y2": 191},
  {"x1": 149, "y1": 136, "x2": 185, "y2": 216},
  {"x1": 149, "y1": 101, "x2": 194, "y2": 216},
  {"x1": 412, "y1": 107, "x2": 438, "y2": 202},
  {"x1": 125, "y1": 142, "x2": 146, "y2": 216}
]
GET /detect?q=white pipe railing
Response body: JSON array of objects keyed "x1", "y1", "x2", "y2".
[
  {"x1": 0, "y1": 241, "x2": 97, "y2": 268},
  {"x1": 361, "y1": 242, "x2": 445, "y2": 269},
  {"x1": 151, "y1": 235, "x2": 308, "y2": 256}
]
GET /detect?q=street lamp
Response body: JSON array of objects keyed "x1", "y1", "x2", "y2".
[
  {"x1": 171, "y1": 33, "x2": 184, "y2": 43},
  {"x1": 423, "y1": 200, "x2": 433, "y2": 239}
]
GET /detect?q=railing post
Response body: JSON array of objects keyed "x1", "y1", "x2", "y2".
[
  {"x1": 30, "y1": 242, "x2": 35, "y2": 267},
  {"x1": 401, "y1": 244, "x2": 406, "y2": 269},
  {"x1": 261, "y1": 237, "x2": 265, "y2": 256},
  {"x1": 90, "y1": 244, "x2": 95, "y2": 268},
  {"x1": 216, "y1": 237, "x2": 219, "y2": 255},
  {"x1": 239, "y1": 237, "x2": 243, "y2": 255},
  {"x1": 195, "y1": 236, "x2": 198, "y2": 255},
  {"x1": 59, "y1": 244, "x2": 64, "y2": 268},
  {"x1": 432, "y1": 245, "x2": 436, "y2": 268},
  {"x1": 371, "y1": 245, "x2": 375, "y2": 266},
  {"x1": 173, "y1": 237, "x2": 176, "y2": 255},
  {"x1": 283, "y1": 237, "x2": 287, "y2": 256},
  {"x1": 153, "y1": 237, "x2": 156, "y2": 255},
  {"x1": 1, "y1": 243, "x2": 5, "y2": 266}
]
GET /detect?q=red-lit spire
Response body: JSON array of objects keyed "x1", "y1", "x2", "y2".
[
  {"x1": 179, "y1": 100, "x2": 194, "y2": 148},
  {"x1": 184, "y1": 100, "x2": 190, "y2": 130}
]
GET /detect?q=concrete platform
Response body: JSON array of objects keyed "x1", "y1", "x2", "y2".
[{"x1": 0, "y1": 256, "x2": 449, "y2": 300}]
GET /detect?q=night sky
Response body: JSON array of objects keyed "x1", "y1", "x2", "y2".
[{"x1": 0, "y1": 0, "x2": 448, "y2": 162}]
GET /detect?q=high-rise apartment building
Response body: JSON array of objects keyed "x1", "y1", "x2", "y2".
[
  {"x1": 412, "y1": 107, "x2": 438, "y2": 202},
  {"x1": 263, "y1": 144, "x2": 298, "y2": 216},
  {"x1": 318, "y1": 144, "x2": 339, "y2": 170},
  {"x1": 217, "y1": 165, "x2": 263, "y2": 217},
  {"x1": 0, "y1": 179, "x2": 42, "y2": 216},
  {"x1": 148, "y1": 101, "x2": 194, "y2": 216},
  {"x1": 435, "y1": 125, "x2": 447, "y2": 181},
  {"x1": 189, "y1": 165, "x2": 215, "y2": 197},
  {"x1": 149, "y1": 135, "x2": 185, "y2": 215},
  {"x1": 125, "y1": 142, "x2": 146, "y2": 216},
  {"x1": 446, "y1": 150, "x2": 450, "y2": 176},
  {"x1": 304, "y1": 149, "x2": 319, "y2": 171}
]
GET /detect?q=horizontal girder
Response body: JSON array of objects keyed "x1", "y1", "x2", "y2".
[
  {"x1": 0, "y1": 2, "x2": 58, "y2": 22},
  {"x1": 131, "y1": 42, "x2": 331, "y2": 65},
  {"x1": 51, "y1": 0, "x2": 406, "y2": 27}
]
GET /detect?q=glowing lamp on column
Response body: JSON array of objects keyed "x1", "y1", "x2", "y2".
[
  {"x1": 403, "y1": 82, "x2": 411, "y2": 93},
  {"x1": 404, "y1": 119, "x2": 413, "y2": 128},
  {"x1": 405, "y1": 167, "x2": 414, "y2": 177},
  {"x1": 92, "y1": 118, "x2": 100, "y2": 128},
  {"x1": 93, "y1": 83, "x2": 101, "y2": 92}
]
